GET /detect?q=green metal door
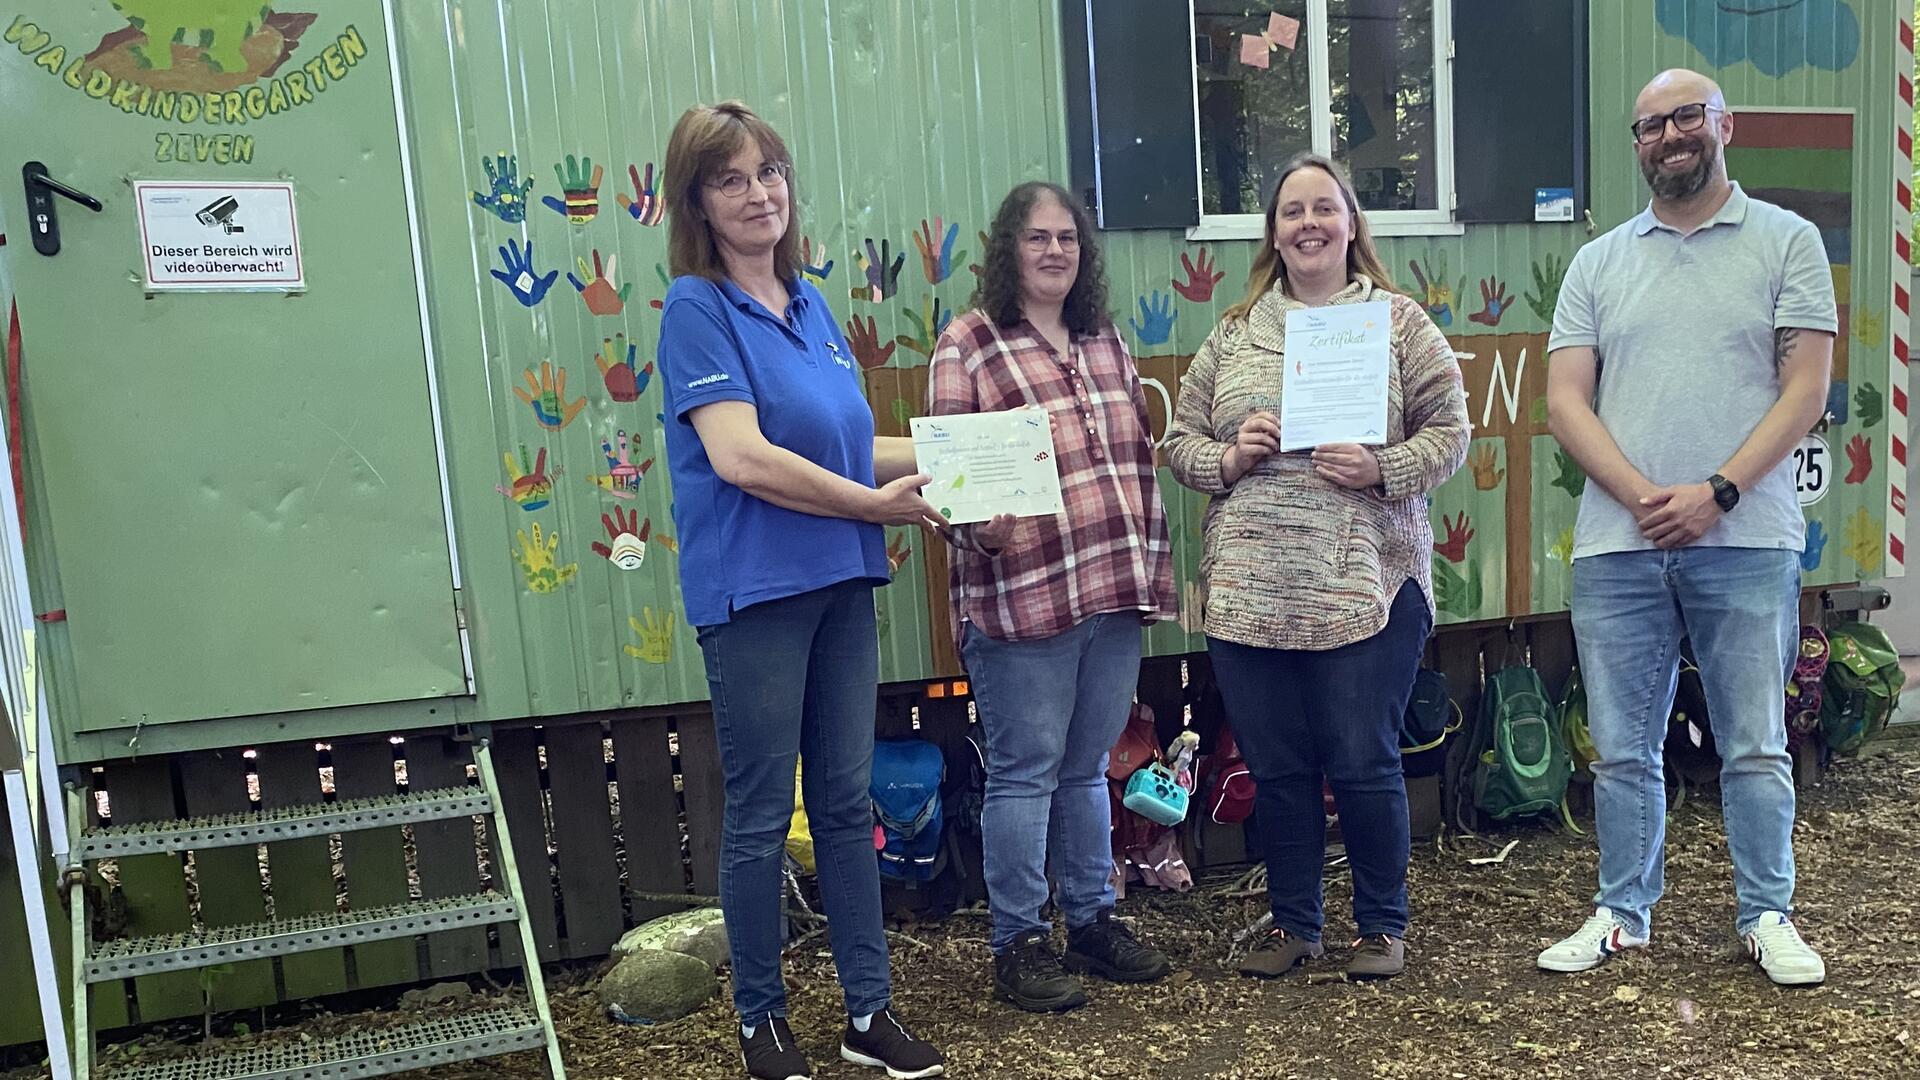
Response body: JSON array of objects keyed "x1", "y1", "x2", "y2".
[{"x1": 0, "y1": 2, "x2": 466, "y2": 732}]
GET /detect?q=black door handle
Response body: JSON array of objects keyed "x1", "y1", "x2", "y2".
[{"x1": 23, "y1": 162, "x2": 104, "y2": 256}]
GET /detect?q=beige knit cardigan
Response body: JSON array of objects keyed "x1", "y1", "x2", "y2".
[{"x1": 1164, "y1": 276, "x2": 1470, "y2": 651}]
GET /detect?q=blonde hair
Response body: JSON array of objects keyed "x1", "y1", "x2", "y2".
[
  {"x1": 1225, "y1": 152, "x2": 1398, "y2": 321},
  {"x1": 662, "y1": 100, "x2": 801, "y2": 282}
]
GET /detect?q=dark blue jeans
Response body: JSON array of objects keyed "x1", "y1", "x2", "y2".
[
  {"x1": 1207, "y1": 580, "x2": 1429, "y2": 941},
  {"x1": 696, "y1": 580, "x2": 890, "y2": 1025}
]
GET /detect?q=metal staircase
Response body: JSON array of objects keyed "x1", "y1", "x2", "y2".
[{"x1": 64, "y1": 736, "x2": 567, "y2": 1080}]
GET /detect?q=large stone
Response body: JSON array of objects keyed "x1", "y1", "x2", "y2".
[
  {"x1": 595, "y1": 948, "x2": 718, "y2": 1023},
  {"x1": 612, "y1": 906, "x2": 730, "y2": 971}
]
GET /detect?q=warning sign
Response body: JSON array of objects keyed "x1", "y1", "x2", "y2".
[{"x1": 133, "y1": 180, "x2": 305, "y2": 291}]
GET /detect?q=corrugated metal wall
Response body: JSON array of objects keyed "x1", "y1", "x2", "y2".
[{"x1": 386, "y1": 0, "x2": 1903, "y2": 720}]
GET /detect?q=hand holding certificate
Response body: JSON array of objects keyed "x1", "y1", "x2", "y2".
[
  {"x1": 909, "y1": 409, "x2": 1066, "y2": 525},
  {"x1": 1279, "y1": 300, "x2": 1392, "y2": 452}
]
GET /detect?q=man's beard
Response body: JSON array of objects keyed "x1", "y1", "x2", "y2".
[{"x1": 1642, "y1": 136, "x2": 1717, "y2": 200}]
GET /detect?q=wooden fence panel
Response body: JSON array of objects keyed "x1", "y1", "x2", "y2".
[
  {"x1": 328, "y1": 737, "x2": 419, "y2": 991},
  {"x1": 175, "y1": 750, "x2": 276, "y2": 1012},
  {"x1": 541, "y1": 720, "x2": 624, "y2": 959},
  {"x1": 100, "y1": 759, "x2": 202, "y2": 1026},
  {"x1": 491, "y1": 726, "x2": 560, "y2": 961},
  {"x1": 400, "y1": 734, "x2": 490, "y2": 976},
  {"x1": 674, "y1": 712, "x2": 726, "y2": 898},
  {"x1": 610, "y1": 715, "x2": 691, "y2": 924},
  {"x1": 254, "y1": 742, "x2": 349, "y2": 1000}
]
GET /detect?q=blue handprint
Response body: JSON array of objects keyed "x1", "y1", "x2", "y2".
[
  {"x1": 490, "y1": 239, "x2": 559, "y2": 308},
  {"x1": 1129, "y1": 291, "x2": 1178, "y2": 346},
  {"x1": 1801, "y1": 520, "x2": 1828, "y2": 572},
  {"x1": 472, "y1": 153, "x2": 533, "y2": 223}
]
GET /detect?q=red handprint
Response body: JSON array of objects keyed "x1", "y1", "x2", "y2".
[
  {"x1": 845, "y1": 315, "x2": 896, "y2": 369},
  {"x1": 591, "y1": 505, "x2": 652, "y2": 571},
  {"x1": 1845, "y1": 434, "x2": 1873, "y2": 484},
  {"x1": 1434, "y1": 511, "x2": 1474, "y2": 564},
  {"x1": 1468, "y1": 277, "x2": 1511, "y2": 327},
  {"x1": 1171, "y1": 248, "x2": 1225, "y2": 302}
]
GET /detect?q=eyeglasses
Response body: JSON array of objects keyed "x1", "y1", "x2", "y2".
[
  {"x1": 707, "y1": 161, "x2": 791, "y2": 198},
  {"x1": 1630, "y1": 102, "x2": 1722, "y2": 145},
  {"x1": 1022, "y1": 230, "x2": 1079, "y2": 253}
]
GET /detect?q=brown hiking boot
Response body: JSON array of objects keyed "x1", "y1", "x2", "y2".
[
  {"x1": 1237, "y1": 928, "x2": 1324, "y2": 978},
  {"x1": 1347, "y1": 935, "x2": 1405, "y2": 980}
]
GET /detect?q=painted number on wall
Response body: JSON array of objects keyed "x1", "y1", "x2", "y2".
[{"x1": 1794, "y1": 434, "x2": 1831, "y2": 506}]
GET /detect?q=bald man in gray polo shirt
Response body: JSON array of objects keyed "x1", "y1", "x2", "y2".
[{"x1": 1538, "y1": 69, "x2": 1834, "y2": 986}]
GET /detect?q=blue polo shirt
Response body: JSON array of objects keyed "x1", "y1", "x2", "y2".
[{"x1": 658, "y1": 274, "x2": 888, "y2": 627}]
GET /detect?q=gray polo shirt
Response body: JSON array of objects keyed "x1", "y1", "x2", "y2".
[{"x1": 1547, "y1": 183, "x2": 1837, "y2": 559}]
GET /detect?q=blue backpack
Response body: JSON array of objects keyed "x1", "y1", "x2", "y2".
[{"x1": 871, "y1": 738, "x2": 947, "y2": 883}]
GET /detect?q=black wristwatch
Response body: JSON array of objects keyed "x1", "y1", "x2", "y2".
[{"x1": 1707, "y1": 473, "x2": 1740, "y2": 512}]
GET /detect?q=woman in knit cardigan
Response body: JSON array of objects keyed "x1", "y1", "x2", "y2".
[{"x1": 1165, "y1": 152, "x2": 1469, "y2": 981}]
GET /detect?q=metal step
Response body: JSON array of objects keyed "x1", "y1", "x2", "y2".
[
  {"x1": 86, "y1": 892, "x2": 519, "y2": 982},
  {"x1": 96, "y1": 1005, "x2": 545, "y2": 1080},
  {"x1": 78, "y1": 787, "x2": 492, "y2": 859}
]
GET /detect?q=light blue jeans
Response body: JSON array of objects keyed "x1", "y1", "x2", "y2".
[
  {"x1": 962, "y1": 613, "x2": 1142, "y2": 952},
  {"x1": 1571, "y1": 547, "x2": 1800, "y2": 938}
]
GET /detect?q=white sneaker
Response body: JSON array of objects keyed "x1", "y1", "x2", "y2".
[
  {"x1": 1537, "y1": 907, "x2": 1649, "y2": 972},
  {"x1": 1745, "y1": 911, "x2": 1825, "y2": 986}
]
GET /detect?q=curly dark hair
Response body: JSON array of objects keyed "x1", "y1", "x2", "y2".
[{"x1": 969, "y1": 181, "x2": 1110, "y2": 335}]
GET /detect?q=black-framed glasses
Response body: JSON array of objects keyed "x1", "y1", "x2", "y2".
[
  {"x1": 1631, "y1": 102, "x2": 1723, "y2": 145},
  {"x1": 708, "y1": 161, "x2": 790, "y2": 198}
]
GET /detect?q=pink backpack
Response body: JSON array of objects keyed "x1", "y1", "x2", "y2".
[{"x1": 1204, "y1": 726, "x2": 1256, "y2": 825}]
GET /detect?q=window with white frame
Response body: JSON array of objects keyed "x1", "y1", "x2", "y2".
[{"x1": 1191, "y1": 0, "x2": 1455, "y2": 237}]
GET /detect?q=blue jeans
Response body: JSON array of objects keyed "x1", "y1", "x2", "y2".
[
  {"x1": 697, "y1": 581, "x2": 890, "y2": 1025},
  {"x1": 1207, "y1": 580, "x2": 1429, "y2": 941},
  {"x1": 962, "y1": 612, "x2": 1143, "y2": 952},
  {"x1": 1572, "y1": 547, "x2": 1800, "y2": 938}
]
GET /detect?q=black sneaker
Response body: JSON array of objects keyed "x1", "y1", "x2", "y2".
[
  {"x1": 739, "y1": 1016, "x2": 810, "y2": 1080},
  {"x1": 993, "y1": 929, "x2": 1089, "y2": 1012},
  {"x1": 839, "y1": 1007, "x2": 945, "y2": 1078},
  {"x1": 1065, "y1": 909, "x2": 1172, "y2": 983}
]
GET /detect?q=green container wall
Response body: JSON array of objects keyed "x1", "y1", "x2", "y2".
[{"x1": 0, "y1": 0, "x2": 1904, "y2": 759}]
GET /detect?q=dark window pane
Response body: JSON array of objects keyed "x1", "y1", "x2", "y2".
[
  {"x1": 1328, "y1": 0, "x2": 1437, "y2": 211},
  {"x1": 1195, "y1": 0, "x2": 1313, "y2": 215}
]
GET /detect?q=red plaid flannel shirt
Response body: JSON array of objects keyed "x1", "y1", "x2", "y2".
[{"x1": 927, "y1": 311, "x2": 1175, "y2": 649}]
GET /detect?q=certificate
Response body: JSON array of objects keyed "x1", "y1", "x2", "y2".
[
  {"x1": 909, "y1": 410, "x2": 1067, "y2": 525},
  {"x1": 1279, "y1": 300, "x2": 1392, "y2": 451}
]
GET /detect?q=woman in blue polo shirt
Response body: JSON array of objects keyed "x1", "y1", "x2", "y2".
[{"x1": 657, "y1": 101, "x2": 946, "y2": 1080}]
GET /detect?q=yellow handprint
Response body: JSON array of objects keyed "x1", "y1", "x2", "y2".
[
  {"x1": 512, "y1": 523, "x2": 578, "y2": 593},
  {"x1": 1854, "y1": 306, "x2": 1886, "y2": 350},
  {"x1": 625, "y1": 607, "x2": 677, "y2": 664},
  {"x1": 1843, "y1": 507, "x2": 1882, "y2": 573},
  {"x1": 1547, "y1": 526, "x2": 1574, "y2": 564},
  {"x1": 1469, "y1": 444, "x2": 1504, "y2": 490}
]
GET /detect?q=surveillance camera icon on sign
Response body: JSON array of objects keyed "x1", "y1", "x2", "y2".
[{"x1": 196, "y1": 196, "x2": 244, "y2": 234}]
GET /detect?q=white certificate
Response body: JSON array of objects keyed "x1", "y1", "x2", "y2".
[
  {"x1": 909, "y1": 410, "x2": 1066, "y2": 525},
  {"x1": 1279, "y1": 300, "x2": 1392, "y2": 451}
]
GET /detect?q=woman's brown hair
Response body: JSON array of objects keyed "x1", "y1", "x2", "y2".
[
  {"x1": 1224, "y1": 152, "x2": 1398, "y2": 321},
  {"x1": 662, "y1": 100, "x2": 801, "y2": 282},
  {"x1": 970, "y1": 181, "x2": 1110, "y2": 334}
]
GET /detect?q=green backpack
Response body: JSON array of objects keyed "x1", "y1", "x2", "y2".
[
  {"x1": 1471, "y1": 665, "x2": 1573, "y2": 820},
  {"x1": 1820, "y1": 622, "x2": 1903, "y2": 754}
]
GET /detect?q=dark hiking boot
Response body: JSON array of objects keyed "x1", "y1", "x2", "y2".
[
  {"x1": 993, "y1": 930, "x2": 1088, "y2": 1011},
  {"x1": 1065, "y1": 909, "x2": 1172, "y2": 983}
]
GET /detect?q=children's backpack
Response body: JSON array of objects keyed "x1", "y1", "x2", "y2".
[
  {"x1": 1820, "y1": 622, "x2": 1903, "y2": 754},
  {"x1": 1784, "y1": 625, "x2": 1830, "y2": 752},
  {"x1": 1559, "y1": 668, "x2": 1598, "y2": 774},
  {"x1": 1401, "y1": 668, "x2": 1458, "y2": 753},
  {"x1": 1469, "y1": 665, "x2": 1572, "y2": 820},
  {"x1": 870, "y1": 738, "x2": 947, "y2": 883},
  {"x1": 1204, "y1": 726, "x2": 1256, "y2": 825}
]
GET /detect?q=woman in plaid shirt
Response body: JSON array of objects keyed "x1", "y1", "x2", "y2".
[
  {"x1": 1165, "y1": 153, "x2": 1469, "y2": 982},
  {"x1": 928, "y1": 182, "x2": 1178, "y2": 1012}
]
